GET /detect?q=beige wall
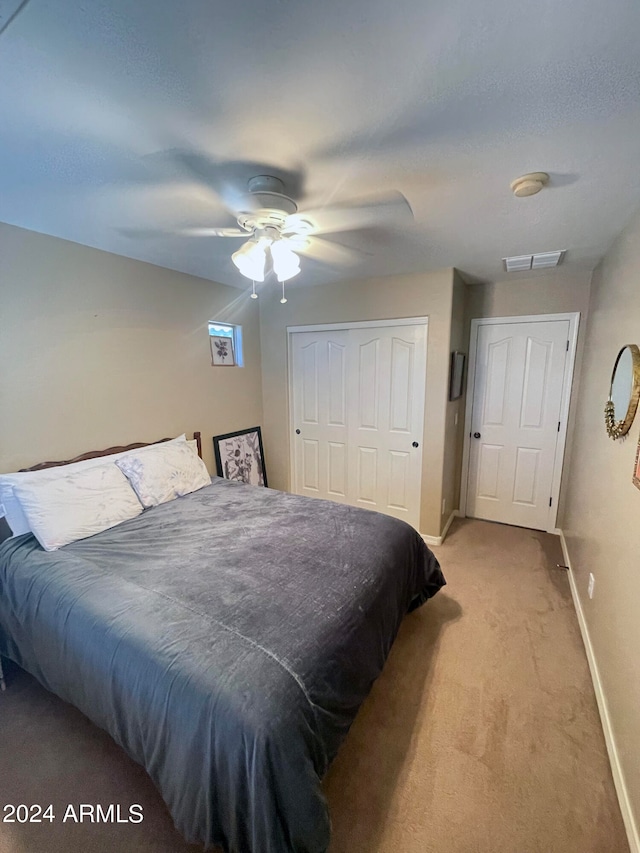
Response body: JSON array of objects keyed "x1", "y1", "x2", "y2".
[
  {"x1": 259, "y1": 269, "x2": 455, "y2": 537},
  {"x1": 563, "y1": 207, "x2": 640, "y2": 830},
  {"x1": 0, "y1": 223, "x2": 263, "y2": 474},
  {"x1": 464, "y1": 269, "x2": 592, "y2": 524},
  {"x1": 465, "y1": 269, "x2": 593, "y2": 321},
  {"x1": 441, "y1": 270, "x2": 467, "y2": 524}
]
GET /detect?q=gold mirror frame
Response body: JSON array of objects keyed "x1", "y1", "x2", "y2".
[{"x1": 605, "y1": 344, "x2": 640, "y2": 439}]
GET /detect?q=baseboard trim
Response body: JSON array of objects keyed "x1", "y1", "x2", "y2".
[
  {"x1": 421, "y1": 510, "x2": 460, "y2": 547},
  {"x1": 558, "y1": 530, "x2": 640, "y2": 853}
]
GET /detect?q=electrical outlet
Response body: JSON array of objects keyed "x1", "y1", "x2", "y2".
[
  {"x1": 588, "y1": 573, "x2": 595, "y2": 599},
  {"x1": 454, "y1": 412, "x2": 459, "y2": 426},
  {"x1": 442, "y1": 498, "x2": 446, "y2": 514}
]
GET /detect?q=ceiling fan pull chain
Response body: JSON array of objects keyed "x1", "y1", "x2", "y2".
[
  {"x1": 250, "y1": 280, "x2": 258, "y2": 299},
  {"x1": 280, "y1": 280, "x2": 287, "y2": 304}
]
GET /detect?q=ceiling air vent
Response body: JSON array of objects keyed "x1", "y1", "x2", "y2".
[
  {"x1": 532, "y1": 250, "x2": 565, "y2": 269},
  {"x1": 503, "y1": 255, "x2": 533, "y2": 272},
  {"x1": 503, "y1": 250, "x2": 565, "y2": 272}
]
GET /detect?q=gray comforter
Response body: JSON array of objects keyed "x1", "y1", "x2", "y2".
[{"x1": 0, "y1": 478, "x2": 445, "y2": 852}]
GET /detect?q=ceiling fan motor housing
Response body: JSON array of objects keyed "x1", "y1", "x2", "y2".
[
  {"x1": 238, "y1": 199, "x2": 297, "y2": 231},
  {"x1": 237, "y1": 176, "x2": 298, "y2": 232}
]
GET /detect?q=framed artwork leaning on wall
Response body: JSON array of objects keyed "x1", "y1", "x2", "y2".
[{"x1": 213, "y1": 426, "x2": 268, "y2": 487}]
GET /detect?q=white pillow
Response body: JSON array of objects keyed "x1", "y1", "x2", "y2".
[
  {"x1": 0, "y1": 434, "x2": 187, "y2": 538},
  {"x1": 13, "y1": 463, "x2": 144, "y2": 552},
  {"x1": 116, "y1": 442, "x2": 211, "y2": 508}
]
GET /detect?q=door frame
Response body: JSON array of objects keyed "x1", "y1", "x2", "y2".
[
  {"x1": 286, "y1": 316, "x2": 429, "y2": 512},
  {"x1": 287, "y1": 317, "x2": 430, "y2": 334},
  {"x1": 459, "y1": 312, "x2": 580, "y2": 533}
]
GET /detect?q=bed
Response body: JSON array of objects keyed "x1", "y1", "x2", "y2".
[{"x1": 0, "y1": 432, "x2": 445, "y2": 853}]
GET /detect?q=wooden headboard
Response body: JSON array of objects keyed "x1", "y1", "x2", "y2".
[{"x1": 20, "y1": 432, "x2": 203, "y2": 472}]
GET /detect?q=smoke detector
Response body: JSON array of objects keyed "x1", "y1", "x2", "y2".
[{"x1": 510, "y1": 172, "x2": 549, "y2": 197}]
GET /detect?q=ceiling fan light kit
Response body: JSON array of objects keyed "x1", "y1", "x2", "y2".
[
  {"x1": 229, "y1": 177, "x2": 306, "y2": 293},
  {"x1": 271, "y1": 239, "x2": 301, "y2": 282},
  {"x1": 231, "y1": 239, "x2": 268, "y2": 281},
  {"x1": 231, "y1": 227, "x2": 301, "y2": 290}
]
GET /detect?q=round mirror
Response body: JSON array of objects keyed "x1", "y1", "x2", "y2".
[{"x1": 605, "y1": 344, "x2": 640, "y2": 439}]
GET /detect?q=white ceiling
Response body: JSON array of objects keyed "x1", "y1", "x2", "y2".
[{"x1": 1, "y1": 0, "x2": 640, "y2": 288}]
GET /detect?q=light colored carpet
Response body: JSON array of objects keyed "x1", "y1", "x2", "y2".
[
  {"x1": 324, "y1": 518, "x2": 628, "y2": 853},
  {"x1": 0, "y1": 519, "x2": 629, "y2": 853}
]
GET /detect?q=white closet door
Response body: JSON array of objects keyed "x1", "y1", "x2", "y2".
[
  {"x1": 346, "y1": 326, "x2": 426, "y2": 526},
  {"x1": 466, "y1": 319, "x2": 569, "y2": 530},
  {"x1": 291, "y1": 330, "x2": 350, "y2": 504},
  {"x1": 291, "y1": 323, "x2": 427, "y2": 529}
]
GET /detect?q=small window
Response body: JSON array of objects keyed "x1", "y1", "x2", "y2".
[{"x1": 208, "y1": 322, "x2": 243, "y2": 367}]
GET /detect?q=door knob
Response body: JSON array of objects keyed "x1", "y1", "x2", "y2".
[
  {"x1": 473, "y1": 432, "x2": 481, "y2": 439},
  {"x1": 412, "y1": 441, "x2": 419, "y2": 448},
  {"x1": 295, "y1": 429, "x2": 301, "y2": 435}
]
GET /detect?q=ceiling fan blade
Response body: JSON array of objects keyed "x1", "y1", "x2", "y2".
[
  {"x1": 168, "y1": 152, "x2": 263, "y2": 216},
  {"x1": 117, "y1": 226, "x2": 248, "y2": 239},
  {"x1": 177, "y1": 227, "x2": 248, "y2": 237},
  {"x1": 285, "y1": 190, "x2": 413, "y2": 237},
  {"x1": 286, "y1": 236, "x2": 364, "y2": 266}
]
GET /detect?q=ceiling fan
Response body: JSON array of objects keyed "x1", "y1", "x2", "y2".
[{"x1": 120, "y1": 153, "x2": 414, "y2": 300}]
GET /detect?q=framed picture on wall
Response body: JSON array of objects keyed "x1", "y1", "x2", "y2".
[
  {"x1": 213, "y1": 426, "x2": 268, "y2": 487},
  {"x1": 210, "y1": 335, "x2": 236, "y2": 366},
  {"x1": 449, "y1": 351, "x2": 466, "y2": 401}
]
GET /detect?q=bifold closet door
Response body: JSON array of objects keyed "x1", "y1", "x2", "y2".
[
  {"x1": 290, "y1": 329, "x2": 350, "y2": 505},
  {"x1": 290, "y1": 324, "x2": 427, "y2": 529}
]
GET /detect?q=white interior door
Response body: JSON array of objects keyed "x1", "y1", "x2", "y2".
[
  {"x1": 290, "y1": 323, "x2": 427, "y2": 529},
  {"x1": 466, "y1": 319, "x2": 569, "y2": 530}
]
